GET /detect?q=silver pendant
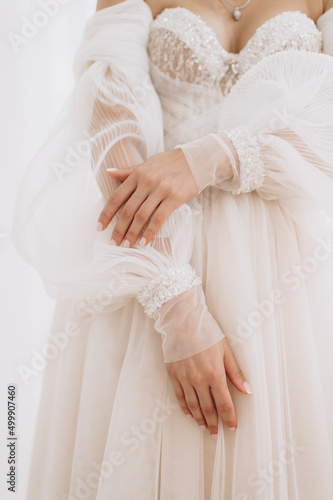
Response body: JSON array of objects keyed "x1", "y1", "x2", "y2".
[{"x1": 233, "y1": 7, "x2": 241, "y2": 20}]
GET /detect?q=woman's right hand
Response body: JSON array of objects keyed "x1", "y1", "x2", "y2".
[{"x1": 166, "y1": 338, "x2": 253, "y2": 439}]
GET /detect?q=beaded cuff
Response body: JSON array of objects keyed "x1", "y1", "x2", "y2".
[
  {"x1": 225, "y1": 126, "x2": 265, "y2": 195},
  {"x1": 136, "y1": 263, "x2": 202, "y2": 318}
]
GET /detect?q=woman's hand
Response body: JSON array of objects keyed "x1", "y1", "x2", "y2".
[
  {"x1": 166, "y1": 338, "x2": 253, "y2": 439},
  {"x1": 96, "y1": 149, "x2": 198, "y2": 247}
]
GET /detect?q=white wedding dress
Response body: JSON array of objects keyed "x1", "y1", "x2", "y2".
[{"x1": 12, "y1": 1, "x2": 333, "y2": 499}]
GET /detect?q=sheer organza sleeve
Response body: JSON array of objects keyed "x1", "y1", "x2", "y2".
[
  {"x1": 12, "y1": 0, "x2": 224, "y2": 362},
  {"x1": 178, "y1": 35, "x2": 333, "y2": 239},
  {"x1": 317, "y1": 8, "x2": 333, "y2": 55}
]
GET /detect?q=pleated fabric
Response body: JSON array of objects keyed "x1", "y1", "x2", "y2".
[{"x1": 12, "y1": 2, "x2": 333, "y2": 499}]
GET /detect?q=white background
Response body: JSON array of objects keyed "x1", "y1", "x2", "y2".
[{"x1": 1, "y1": 1, "x2": 96, "y2": 498}]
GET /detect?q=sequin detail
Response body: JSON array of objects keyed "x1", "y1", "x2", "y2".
[
  {"x1": 137, "y1": 263, "x2": 202, "y2": 317},
  {"x1": 148, "y1": 9, "x2": 322, "y2": 94},
  {"x1": 226, "y1": 126, "x2": 265, "y2": 194}
]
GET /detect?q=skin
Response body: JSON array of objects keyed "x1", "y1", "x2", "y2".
[
  {"x1": 95, "y1": 0, "x2": 332, "y2": 437},
  {"x1": 97, "y1": 0, "x2": 328, "y2": 248}
]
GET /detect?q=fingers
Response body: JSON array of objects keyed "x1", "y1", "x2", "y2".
[
  {"x1": 211, "y1": 379, "x2": 238, "y2": 431},
  {"x1": 106, "y1": 167, "x2": 133, "y2": 181},
  {"x1": 97, "y1": 178, "x2": 137, "y2": 232},
  {"x1": 169, "y1": 376, "x2": 194, "y2": 422},
  {"x1": 195, "y1": 385, "x2": 218, "y2": 436},
  {"x1": 97, "y1": 172, "x2": 176, "y2": 246},
  {"x1": 167, "y1": 366, "x2": 207, "y2": 429},
  {"x1": 109, "y1": 191, "x2": 150, "y2": 246},
  {"x1": 223, "y1": 339, "x2": 253, "y2": 395},
  {"x1": 182, "y1": 383, "x2": 207, "y2": 429},
  {"x1": 115, "y1": 195, "x2": 163, "y2": 248},
  {"x1": 139, "y1": 199, "x2": 177, "y2": 246}
]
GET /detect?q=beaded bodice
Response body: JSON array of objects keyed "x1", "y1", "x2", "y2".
[{"x1": 148, "y1": 9, "x2": 322, "y2": 95}]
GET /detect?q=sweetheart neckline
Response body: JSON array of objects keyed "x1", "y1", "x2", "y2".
[{"x1": 153, "y1": 7, "x2": 320, "y2": 56}]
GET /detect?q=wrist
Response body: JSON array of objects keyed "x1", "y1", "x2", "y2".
[
  {"x1": 175, "y1": 133, "x2": 235, "y2": 193},
  {"x1": 136, "y1": 263, "x2": 202, "y2": 318},
  {"x1": 224, "y1": 126, "x2": 265, "y2": 194}
]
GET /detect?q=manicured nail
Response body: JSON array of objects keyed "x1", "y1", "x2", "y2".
[
  {"x1": 96, "y1": 221, "x2": 103, "y2": 231},
  {"x1": 228, "y1": 427, "x2": 237, "y2": 432},
  {"x1": 106, "y1": 168, "x2": 118, "y2": 172},
  {"x1": 139, "y1": 237, "x2": 147, "y2": 247},
  {"x1": 243, "y1": 382, "x2": 253, "y2": 394},
  {"x1": 200, "y1": 425, "x2": 208, "y2": 431},
  {"x1": 186, "y1": 414, "x2": 194, "y2": 421},
  {"x1": 123, "y1": 239, "x2": 131, "y2": 248},
  {"x1": 211, "y1": 434, "x2": 218, "y2": 441},
  {"x1": 110, "y1": 239, "x2": 117, "y2": 246}
]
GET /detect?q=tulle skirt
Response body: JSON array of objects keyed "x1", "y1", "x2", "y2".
[
  {"x1": 26, "y1": 188, "x2": 333, "y2": 500},
  {"x1": 15, "y1": 6, "x2": 333, "y2": 497}
]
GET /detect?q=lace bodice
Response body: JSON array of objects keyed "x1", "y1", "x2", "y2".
[{"x1": 148, "y1": 9, "x2": 322, "y2": 95}]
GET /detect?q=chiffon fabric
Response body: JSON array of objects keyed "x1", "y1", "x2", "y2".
[{"x1": 12, "y1": 1, "x2": 333, "y2": 499}]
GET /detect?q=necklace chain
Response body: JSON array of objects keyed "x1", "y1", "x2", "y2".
[{"x1": 220, "y1": 0, "x2": 253, "y2": 20}]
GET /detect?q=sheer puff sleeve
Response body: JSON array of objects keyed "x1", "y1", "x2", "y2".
[
  {"x1": 178, "y1": 9, "x2": 333, "y2": 240},
  {"x1": 12, "y1": 0, "x2": 224, "y2": 363}
]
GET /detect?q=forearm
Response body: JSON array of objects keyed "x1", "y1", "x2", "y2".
[
  {"x1": 178, "y1": 128, "x2": 264, "y2": 196},
  {"x1": 177, "y1": 133, "x2": 237, "y2": 193},
  {"x1": 88, "y1": 69, "x2": 144, "y2": 202}
]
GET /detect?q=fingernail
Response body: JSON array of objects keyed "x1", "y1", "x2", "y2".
[
  {"x1": 186, "y1": 414, "x2": 194, "y2": 421},
  {"x1": 106, "y1": 168, "x2": 118, "y2": 172},
  {"x1": 123, "y1": 239, "x2": 131, "y2": 248},
  {"x1": 200, "y1": 425, "x2": 208, "y2": 431},
  {"x1": 139, "y1": 237, "x2": 147, "y2": 247},
  {"x1": 243, "y1": 382, "x2": 253, "y2": 394},
  {"x1": 110, "y1": 239, "x2": 117, "y2": 246},
  {"x1": 96, "y1": 222, "x2": 103, "y2": 231},
  {"x1": 228, "y1": 427, "x2": 237, "y2": 432},
  {"x1": 211, "y1": 434, "x2": 218, "y2": 441}
]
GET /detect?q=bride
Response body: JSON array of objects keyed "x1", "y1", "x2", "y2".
[{"x1": 13, "y1": 0, "x2": 333, "y2": 498}]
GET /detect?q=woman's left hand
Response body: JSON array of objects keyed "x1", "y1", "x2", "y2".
[{"x1": 97, "y1": 148, "x2": 198, "y2": 247}]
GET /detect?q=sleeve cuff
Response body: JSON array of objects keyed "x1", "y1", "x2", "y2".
[
  {"x1": 136, "y1": 263, "x2": 202, "y2": 317},
  {"x1": 225, "y1": 126, "x2": 265, "y2": 194}
]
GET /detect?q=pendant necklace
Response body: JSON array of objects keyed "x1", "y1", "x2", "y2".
[{"x1": 220, "y1": 0, "x2": 253, "y2": 20}]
